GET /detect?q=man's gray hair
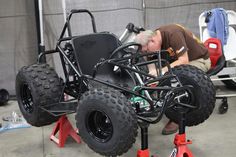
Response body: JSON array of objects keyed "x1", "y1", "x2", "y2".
[{"x1": 134, "y1": 30, "x2": 156, "y2": 46}]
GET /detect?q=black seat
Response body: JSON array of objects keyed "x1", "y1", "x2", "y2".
[{"x1": 71, "y1": 32, "x2": 135, "y2": 88}]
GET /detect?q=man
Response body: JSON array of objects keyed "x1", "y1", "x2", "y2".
[{"x1": 135, "y1": 24, "x2": 211, "y2": 135}]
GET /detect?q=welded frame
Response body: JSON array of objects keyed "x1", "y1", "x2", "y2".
[{"x1": 38, "y1": 9, "x2": 195, "y2": 123}]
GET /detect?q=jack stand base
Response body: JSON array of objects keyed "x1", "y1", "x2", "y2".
[
  {"x1": 137, "y1": 149, "x2": 150, "y2": 157},
  {"x1": 50, "y1": 115, "x2": 81, "y2": 147},
  {"x1": 173, "y1": 134, "x2": 194, "y2": 157}
]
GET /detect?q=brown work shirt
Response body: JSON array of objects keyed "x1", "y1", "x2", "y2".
[{"x1": 157, "y1": 24, "x2": 209, "y2": 61}]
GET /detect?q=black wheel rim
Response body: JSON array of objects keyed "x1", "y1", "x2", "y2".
[
  {"x1": 176, "y1": 84, "x2": 197, "y2": 111},
  {"x1": 21, "y1": 84, "x2": 34, "y2": 113},
  {"x1": 169, "y1": 79, "x2": 196, "y2": 111},
  {"x1": 86, "y1": 110, "x2": 113, "y2": 143},
  {"x1": 176, "y1": 89, "x2": 195, "y2": 105}
]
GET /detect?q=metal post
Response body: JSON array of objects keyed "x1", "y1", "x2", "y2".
[
  {"x1": 140, "y1": 123, "x2": 149, "y2": 150},
  {"x1": 179, "y1": 112, "x2": 186, "y2": 134},
  {"x1": 61, "y1": 0, "x2": 68, "y2": 37},
  {"x1": 34, "y1": 0, "x2": 40, "y2": 54},
  {"x1": 38, "y1": 0, "x2": 44, "y2": 46},
  {"x1": 35, "y1": 0, "x2": 46, "y2": 63},
  {"x1": 142, "y1": 0, "x2": 146, "y2": 28}
]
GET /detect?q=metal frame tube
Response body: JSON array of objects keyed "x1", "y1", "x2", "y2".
[
  {"x1": 38, "y1": 0, "x2": 44, "y2": 46},
  {"x1": 142, "y1": 0, "x2": 146, "y2": 28},
  {"x1": 61, "y1": 0, "x2": 68, "y2": 37},
  {"x1": 62, "y1": 0, "x2": 67, "y2": 22},
  {"x1": 38, "y1": 9, "x2": 194, "y2": 125},
  {"x1": 35, "y1": 0, "x2": 46, "y2": 63}
]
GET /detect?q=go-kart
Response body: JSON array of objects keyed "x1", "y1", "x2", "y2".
[
  {"x1": 15, "y1": 9, "x2": 215, "y2": 156},
  {"x1": 199, "y1": 10, "x2": 236, "y2": 114}
]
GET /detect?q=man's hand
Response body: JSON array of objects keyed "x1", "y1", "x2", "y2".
[
  {"x1": 147, "y1": 63, "x2": 157, "y2": 77},
  {"x1": 147, "y1": 63, "x2": 166, "y2": 77},
  {"x1": 149, "y1": 68, "x2": 158, "y2": 77}
]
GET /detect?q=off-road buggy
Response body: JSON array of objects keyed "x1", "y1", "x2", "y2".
[{"x1": 15, "y1": 9, "x2": 215, "y2": 156}]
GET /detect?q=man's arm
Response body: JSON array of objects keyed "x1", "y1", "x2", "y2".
[
  {"x1": 148, "y1": 50, "x2": 189, "y2": 76},
  {"x1": 162, "y1": 51, "x2": 189, "y2": 73}
]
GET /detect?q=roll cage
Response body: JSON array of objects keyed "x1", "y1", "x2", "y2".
[{"x1": 37, "y1": 9, "x2": 195, "y2": 124}]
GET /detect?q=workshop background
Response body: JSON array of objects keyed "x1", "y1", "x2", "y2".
[{"x1": 0, "y1": 0, "x2": 235, "y2": 95}]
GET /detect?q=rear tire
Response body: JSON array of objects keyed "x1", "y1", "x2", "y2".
[
  {"x1": 164, "y1": 65, "x2": 216, "y2": 126},
  {"x1": 15, "y1": 64, "x2": 63, "y2": 127},
  {"x1": 76, "y1": 87, "x2": 138, "y2": 156}
]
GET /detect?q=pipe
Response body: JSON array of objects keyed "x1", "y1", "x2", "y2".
[
  {"x1": 142, "y1": 0, "x2": 146, "y2": 28},
  {"x1": 39, "y1": 0, "x2": 44, "y2": 46},
  {"x1": 35, "y1": 0, "x2": 46, "y2": 63}
]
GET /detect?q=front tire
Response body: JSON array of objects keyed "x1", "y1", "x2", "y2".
[
  {"x1": 76, "y1": 87, "x2": 138, "y2": 156},
  {"x1": 15, "y1": 64, "x2": 63, "y2": 127}
]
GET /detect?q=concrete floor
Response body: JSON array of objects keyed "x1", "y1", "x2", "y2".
[{"x1": 0, "y1": 82, "x2": 236, "y2": 157}]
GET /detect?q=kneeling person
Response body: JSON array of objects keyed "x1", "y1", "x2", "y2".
[{"x1": 135, "y1": 24, "x2": 211, "y2": 135}]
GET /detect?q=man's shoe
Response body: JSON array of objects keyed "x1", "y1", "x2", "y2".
[{"x1": 162, "y1": 121, "x2": 178, "y2": 135}]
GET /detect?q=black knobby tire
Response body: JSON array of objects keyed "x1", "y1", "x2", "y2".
[
  {"x1": 15, "y1": 64, "x2": 63, "y2": 127},
  {"x1": 76, "y1": 87, "x2": 138, "y2": 156},
  {"x1": 164, "y1": 65, "x2": 216, "y2": 126}
]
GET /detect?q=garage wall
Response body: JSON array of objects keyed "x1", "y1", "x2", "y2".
[
  {"x1": 0, "y1": 0, "x2": 37, "y2": 95},
  {"x1": 42, "y1": 0, "x2": 144, "y2": 48},
  {"x1": 145, "y1": 0, "x2": 236, "y2": 36},
  {"x1": 65, "y1": 0, "x2": 144, "y2": 36}
]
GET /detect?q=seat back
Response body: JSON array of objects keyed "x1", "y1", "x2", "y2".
[
  {"x1": 71, "y1": 32, "x2": 135, "y2": 88},
  {"x1": 204, "y1": 38, "x2": 225, "y2": 75},
  {"x1": 72, "y1": 33, "x2": 121, "y2": 76},
  {"x1": 204, "y1": 38, "x2": 223, "y2": 68}
]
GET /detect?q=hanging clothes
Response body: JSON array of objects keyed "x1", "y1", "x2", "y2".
[{"x1": 204, "y1": 8, "x2": 229, "y2": 45}]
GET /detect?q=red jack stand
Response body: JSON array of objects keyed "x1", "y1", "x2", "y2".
[
  {"x1": 172, "y1": 133, "x2": 193, "y2": 157},
  {"x1": 50, "y1": 115, "x2": 81, "y2": 147},
  {"x1": 136, "y1": 112, "x2": 194, "y2": 157},
  {"x1": 172, "y1": 112, "x2": 193, "y2": 157},
  {"x1": 137, "y1": 149, "x2": 150, "y2": 157}
]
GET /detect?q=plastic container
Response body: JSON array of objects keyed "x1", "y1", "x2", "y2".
[{"x1": 0, "y1": 111, "x2": 31, "y2": 133}]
